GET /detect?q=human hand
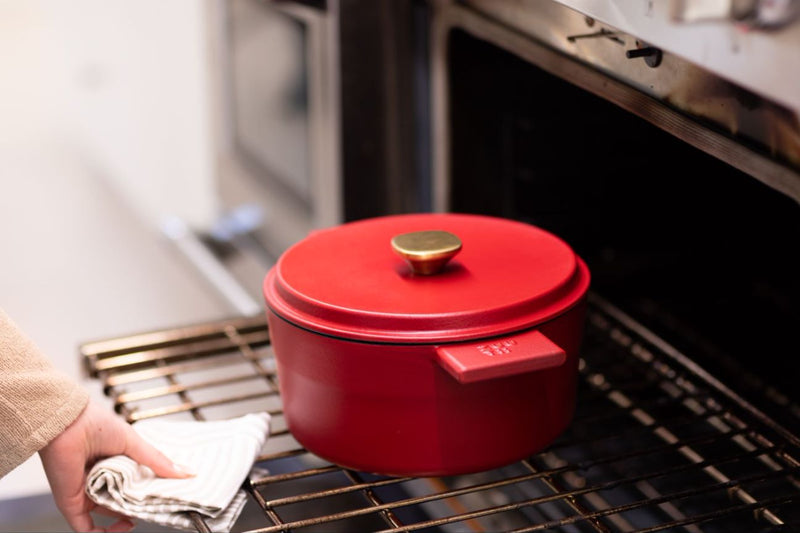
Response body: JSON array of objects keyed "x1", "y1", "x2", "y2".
[{"x1": 39, "y1": 401, "x2": 194, "y2": 532}]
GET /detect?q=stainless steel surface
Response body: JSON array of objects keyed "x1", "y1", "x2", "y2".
[
  {"x1": 161, "y1": 216, "x2": 263, "y2": 317},
  {"x1": 82, "y1": 296, "x2": 800, "y2": 532},
  {"x1": 431, "y1": 1, "x2": 800, "y2": 209},
  {"x1": 670, "y1": 0, "x2": 800, "y2": 26},
  {"x1": 212, "y1": 0, "x2": 432, "y2": 233},
  {"x1": 210, "y1": 0, "x2": 342, "y2": 258},
  {"x1": 670, "y1": 0, "x2": 759, "y2": 23},
  {"x1": 550, "y1": 0, "x2": 800, "y2": 110}
]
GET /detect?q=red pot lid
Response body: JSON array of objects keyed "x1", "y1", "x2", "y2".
[{"x1": 263, "y1": 213, "x2": 590, "y2": 343}]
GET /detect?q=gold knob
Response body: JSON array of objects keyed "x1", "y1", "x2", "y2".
[{"x1": 391, "y1": 230, "x2": 462, "y2": 275}]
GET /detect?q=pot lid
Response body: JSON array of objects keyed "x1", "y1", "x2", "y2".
[{"x1": 263, "y1": 213, "x2": 590, "y2": 343}]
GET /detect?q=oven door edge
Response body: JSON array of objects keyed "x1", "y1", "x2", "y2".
[{"x1": 430, "y1": 1, "x2": 800, "y2": 211}]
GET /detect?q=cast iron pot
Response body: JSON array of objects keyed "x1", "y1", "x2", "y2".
[{"x1": 263, "y1": 213, "x2": 590, "y2": 476}]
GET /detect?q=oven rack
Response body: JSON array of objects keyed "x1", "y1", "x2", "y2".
[{"x1": 81, "y1": 295, "x2": 800, "y2": 533}]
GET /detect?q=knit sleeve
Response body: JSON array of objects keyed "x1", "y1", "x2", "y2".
[{"x1": 0, "y1": 309, "x2": 90, "y2": 478}]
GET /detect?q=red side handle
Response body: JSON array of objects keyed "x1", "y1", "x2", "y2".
[{"x1": 436, "y1": 329, "x2": 566, "y2": 384}]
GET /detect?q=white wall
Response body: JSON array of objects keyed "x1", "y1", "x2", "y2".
[
  {"x1": 0, "y1": 0, "x2": 227, "y2": 501},
  {"x1": 21, "y1": 0, "x2": 219, "y2": 229}
]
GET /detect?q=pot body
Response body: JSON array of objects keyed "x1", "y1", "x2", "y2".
[{"x1": 267, "y1": 299, "x2": 586, "y2": 476}]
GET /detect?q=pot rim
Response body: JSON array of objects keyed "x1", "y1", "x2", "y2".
[
  {"x1": 264, "y1": 258, "x2": 590, "y2": 344},
  {"x1": 263, "y1": 214, "x2": 591, "y2": 343}
]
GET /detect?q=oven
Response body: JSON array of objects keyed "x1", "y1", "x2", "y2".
[
  {"x1": 429, "y1": 0, "x2": 800, "y2": 434},
  {"x1": 209, "y1": 0, "x2": 342, "y2": 260},
  {"x1": 83, "y1": 0, "x2": 799, "y2": 531}
]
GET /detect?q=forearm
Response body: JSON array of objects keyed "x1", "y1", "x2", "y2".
[{"x1": 0, "y1": 308, "x2": 89, "y2": 478}]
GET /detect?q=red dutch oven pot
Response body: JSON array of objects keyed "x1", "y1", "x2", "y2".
[{"x1": 263, "y1": 213, "x2": 590, "y2": 476}]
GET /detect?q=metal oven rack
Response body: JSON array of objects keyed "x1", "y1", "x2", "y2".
[{"x1": 81, "y1": 295, "x2": 800, "y2": 532}]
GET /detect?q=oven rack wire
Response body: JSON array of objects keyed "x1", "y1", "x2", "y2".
[{"x1": 81, "y1": 295, "x2": 800, "y2": 533}]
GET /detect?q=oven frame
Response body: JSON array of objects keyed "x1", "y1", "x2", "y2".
[{"x1": 430, "y1": 0, "x2": 800, "y2": 212}]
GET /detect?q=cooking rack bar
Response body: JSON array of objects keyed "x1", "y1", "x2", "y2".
[
  {"x1": 82, "y1": 297, "x2": 800, "y2": 532},
  {"x1": 589, "y1": 294, "x2": 800, "y2": 450},
  {"x1": 522, "y1": 457, "x2": 618, "y2": 533},
  {"x1": 582, "y1": 357, "x2": 784, "y2": 525},
  {"x1": 248, "y1": 447, "x2": 794, "y2": 533},
  {"x1": 82, "y1": 317, "x2": 268, "y2": 356}
]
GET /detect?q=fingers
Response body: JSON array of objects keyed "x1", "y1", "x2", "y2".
[
  {"x1": 104, "y1": 518, "x2": 135, "y2": 533},
  {"x1": 92, "y1": 405, "x2": 195, "y2": 479},
  {"x1": 41, "y1": 401, "x2": 191, "y2": 531},
  {"x1": 53, "y1": 493, "x2": 101, "y2": 533},
  {"x1": 93, "y1": 506, "x2": 133, "y2": 521},
  {"x1": 39, "y1": 425, "x2": 101, "y2": 532},
  {"x1": 74, "y1": 511, "x2": 133, "y2": 533},
  {"x1": 121, "y1": 424, "x2": 195, "y2": 479},
  {"x1": 65, "y1": 508, "x2": 133, "y2": 533},
  {"x1": 77, "y1": 491, "x2": 135, "y2": 532},
  {"x1": 64, "y1": 508, "x2": 98, "y2": 533}
]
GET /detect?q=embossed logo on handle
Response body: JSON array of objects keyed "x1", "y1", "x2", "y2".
[
  {"x1": 475, "y1": 339, "x2": 517, "y2": 357},
  {"x1": 436, "y1": 330, "x2": 566, "y2": 384}
]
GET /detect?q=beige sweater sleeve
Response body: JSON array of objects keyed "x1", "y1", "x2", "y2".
[{"x1": 0, "y1": 309, "x2": 89, "y2": 478}]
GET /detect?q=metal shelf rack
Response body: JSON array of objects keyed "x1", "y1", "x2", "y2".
[{"x1": 82, "y1": 295, "x2": 800, "y2": 532}]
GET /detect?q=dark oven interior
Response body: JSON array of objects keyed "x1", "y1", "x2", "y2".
[{"x1": 447, "y1": 28, "x2": 800, "y2": 432}]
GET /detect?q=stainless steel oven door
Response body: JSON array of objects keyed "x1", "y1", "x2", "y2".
[{"x1": 209, "y1": 0, "x2": 341, "y2": 260}]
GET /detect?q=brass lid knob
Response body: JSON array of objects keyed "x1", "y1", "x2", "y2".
[{"x1": 391, "y1": 230, "x2": 462, "y2": 275}]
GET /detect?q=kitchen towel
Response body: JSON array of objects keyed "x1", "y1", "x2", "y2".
[{"x1": 86, "y1": 412, "x2": 270, "y2": 532}]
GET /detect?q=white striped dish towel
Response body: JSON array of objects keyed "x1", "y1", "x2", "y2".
[{"x1": 86, "y1": 412, "x2": 270, "y2": 532}]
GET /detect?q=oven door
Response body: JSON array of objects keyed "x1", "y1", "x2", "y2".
[{"x1": 210, "y1": 0, "x2": 342, "y2": 260}]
